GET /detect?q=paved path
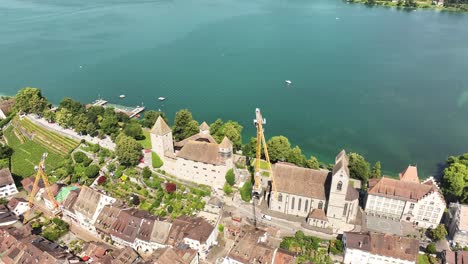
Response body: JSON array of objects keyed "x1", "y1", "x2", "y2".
[{"x1": 26, "y1": 115, "x2": 115, "y2": 150}]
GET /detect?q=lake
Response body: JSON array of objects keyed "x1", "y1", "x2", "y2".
[{"x1": 1, "y1": 0, "x2": 468, "y2": 176}]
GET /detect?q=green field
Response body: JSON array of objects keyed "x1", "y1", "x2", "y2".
[
  {"x1": 4, "y1": 124, "x2": 70, "y2": 178},
  {"x1": 137, "y1": 129, "x2": 152, "y2": 149},
  {"x1": 250, "y1": 158, "x2": 271, "y2": 170}
]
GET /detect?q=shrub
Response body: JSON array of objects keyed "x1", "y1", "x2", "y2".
[
  {"x1": 152, "y1": 152, "x2": 163, "y2": 168},
  {"x1": 73, "y1": 152, "x2": 87, "y2": 163},
  {"x1": 240, "y1": 181, "x2": 252, "y2": 202},
  {"x1": 330, "y1": 239, "x2": 343, "y2": 254},
  {"x1": 142, "y1": 167, "x2": 152, "y2": 179},
  {"x1": 430, "y1": 225, "x2": 448, "y2": 241},
  {"x1": 218, "y1": 224, "x2": 224, "y2": 233},
  {"x1": 97, "y1": 176, "x2": 107, "y2": 185},
  {"x1": 426, "y1": 243, "x2": 437, "y2": 254},
  {"x1": 85, "y1": 165, "x2": 100, "y2": 178},
  {"x1": 166, "y1": 183, "x2": 176, "y2": 193},
  {"x1": 223, "y1": 183, "x2": 233, "y2": 195},
  {"x1": 225, "y1": 169, "x2": 235, "y2": 186}
]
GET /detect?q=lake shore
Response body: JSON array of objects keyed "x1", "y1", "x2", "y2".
[{"x1": 347, "y1": 0, "x2": 468, "y2": 12}]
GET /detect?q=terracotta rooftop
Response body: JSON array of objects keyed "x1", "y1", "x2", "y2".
[
  {"x1": 73, "y1": 186, "x2": 103, "y2": 219},
  {"x1": 308, "y1": 209, "x2": 328, "y2": 221},
  {"x1": 144, "y1": 247, "x2": 197, "y2": 264},
  {"x1": 228, "y1": 227, "x2": 274, "y2": 264},
  {"x1": 81, "y1": 242, "x2": 114, "y2": 264},
  {"x1": 344, "y1": 232, "x2": 419, "y2": 262},
  {"x1": 151, "y1": 116, "x2": 172, "y2": 136},
  {"x1": 457, "y1": 250, "x2": 468, "y2": 264},
  {"x1": 95, "y1": 204, "x2": 124, "y2": 234},
  {"x1": 110, "y1": 208, "x2": 149, "y2": 244},
  {"x1": 399, "y1": 165, "x2": 419, "y2": 183},
  {"x1": 368, "y1": 176, "x2": 440, "y2": 202},
  {"x1": 7, "y1": 197, "x2": 27, "y2": 211},
  {"x1": 150, "y1": 220, "x2": 172, "y2": 245},
  {"x1": 273, "y1": 248, "x2": 296, "y2": 264},
  {"x1": 61, "y1": 188, "x2": 81, "y2": 214},
  {"x1": 112, "y1": 246, "x2": 140, "y2": 264},
  {"x1": 167, "y1": 216, "x2": 214, "y2": 246},
  {"x1": 274, "y1": 162, "x2": 328, "y2": 199},
  {"x1": 21, "y1": 175, "x2": 44, "y2": 193},
  {"x1": 0, "y1": 168, "x2": 15, "y2": 186},
  {"x1": 177, "y1": 141, "x2": 224, "y2": 165}
]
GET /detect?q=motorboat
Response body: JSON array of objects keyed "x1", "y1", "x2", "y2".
[
  {"x1": 158, "y1": 97, "x2": 166, "y2": 101},
  {"x1": 119, "y1": 94, "x2": 126, "y2": 99},
  {"x1": 285, "y1": 80, "x2": 292, "y2": 85}
]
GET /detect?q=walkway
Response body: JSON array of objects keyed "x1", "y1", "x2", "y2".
[{"x1": 26, "y1": 115, "x2": 115, "y2": 150}]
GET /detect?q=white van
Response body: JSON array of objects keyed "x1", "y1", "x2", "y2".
[{"x1": 261, "y1": 214, "x2": 272, "y2": 221}]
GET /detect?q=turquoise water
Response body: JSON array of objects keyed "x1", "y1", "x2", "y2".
[{"x1": 1, "y1": 0, "x2": 468, "y2": 176}]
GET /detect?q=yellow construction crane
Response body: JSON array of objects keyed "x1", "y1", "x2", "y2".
[
  {"x1": 253, "y1": 108, "x2": 277, "y2": 198},
  {"x1": 24, "y1": 153, "x2": 58, "y2": 223}
]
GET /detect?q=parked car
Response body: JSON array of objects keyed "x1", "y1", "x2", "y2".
[{"x1": 262, "y1": 214, "x2": 272, "y2": 221}]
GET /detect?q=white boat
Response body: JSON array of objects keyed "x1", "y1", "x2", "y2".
[
  {"x1": 158, "y1": 97, "x2": 166, "y2": 101},
  {"x1": 119, "y1": 94, "x2": 126, "y2": 99},
  {"x1": 285, "y1": 80, "x2": 292, "y2": 85}
]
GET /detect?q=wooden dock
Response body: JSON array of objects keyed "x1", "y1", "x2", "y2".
[
  {"x1": 88, "y1": 99, "x2": 144, "y2": 118},
  {"x1": 129, "y1": 106, "x2": 145, "y2": 118}
]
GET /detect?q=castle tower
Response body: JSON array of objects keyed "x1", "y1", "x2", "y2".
[
  {"x1": 150, "y1": 116, "x2": 174, "y2": 159},
  {"x1": 199, "y1": 122, "x2": 210, "y2": 135},
  {"x1": 326, "y1": 150, "x2": 350, "y2": 222},
  {"x1": 219, "y1": 136, "x2": 233, "y2": 166}
]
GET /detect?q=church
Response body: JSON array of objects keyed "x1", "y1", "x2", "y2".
[
  {"x1": 268, "y1": 150, "x2": 360, "y2": 232},
  {"x1": 150, "y1": 116, "x2": 234, "y2": 189}
]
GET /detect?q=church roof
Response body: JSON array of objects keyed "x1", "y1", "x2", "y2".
[
  {"x1": 399, "y1": 165, "x2": 419, "y2": 183},
  {"x1": 199, "y1": 122, "x2": 210, "y2": 131},
  {"x1": 274, "y1": 163, "x2": 328, "y2": 200},
  {"x1": 151, "y1": 116, "x2": 172, "y2": 136},
  {"x1": 219, "y1": 137, "x2": 232, "y2": 149}
]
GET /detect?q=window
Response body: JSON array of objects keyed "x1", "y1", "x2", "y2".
[
  {"x1": 343, "y1": 203, "x2": 348, "y2": 217},
  {"x1": 278, "y1": 194, "x2": 283, "y2": 202},
  {"x1": 318, "y1": 201, "x2": 323, "y2": 210},
  {"x1": 410, "y1": 203, "x2": 415, "y2": 209},
  {"x1": 337, "y1": 181, "x2": 343, "y2": 191},
  {"x1": 305, "y1": 200, "x2": 309, "y2": 212},
  {"x1": 291, "y1": 198, "x2": 295, "y2": 210},
  {"x1": 298, "y1": 199, "x2": 302, "y2": 211}
]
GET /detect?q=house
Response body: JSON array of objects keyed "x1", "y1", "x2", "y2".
[
  {"x1": 7, "y1": 197, "x2": 29, "y2": 216},
  {"x1": 110, "y1": 208, "x2": 147, "y2": 248},
  {"x1": 0, "y1": 204, "x2": 17, "y2": 226},
  {"x1": 447, "y1": 203, "x2": 468, "y2": 247},
  {"x1": 143, "y1": 246, "x2": 198, "y2": 264},
  {"x1": 272, "y1": 248, "x2": 296, "y2": 264},
  {"x1": 167, "y1": 216, "x2": 217, "y2": 259},
  {"x1": 442, "y1": 250, "x2": 468, "y2": 264},
  {"x1": 61, "y1": 187, "x2": 81, "y2": 223},
  {"x1": 80, "y1": 242, "x2": 114, "y2": 263},
  {"x1": 0, "y1": 168, "x2": 18, "y2": 198},
  {"x1": 133, "y1": 215, "x2": 172, "y2": 254},
  {"x1": 0, "y1": 98, "x2": 14, "y2": 119},
  {"x1": 72, "y1": 186, "x2": 116, "y2": 233},
  {"x1": 42, "y1": 183, "x2": 64, "y2": 210},
  {"x1": 343, "y1": 232, "x2": 419, "y2": 264},
  {"x1": 269, "y1": 150, "x2": 359, "y2": 232},
  {"x1": 111, "y1": 246, "x2": 140, "y2": 264},
  {"x1": 151, "y1": 117, "x2": 234, "y2": 190},
  {"x1": 21, "y1": 175, "x2": 45, "y2": 200},
  {"x1": 365, "y1": 165, "x2": 445, "y2": 228},
  {"x1": 223, "y1": 227, "x2": 274, "y2": 264}
]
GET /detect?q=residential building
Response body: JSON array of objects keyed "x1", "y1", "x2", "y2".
[
  {"x1": 0, "y1": 204, "x2": 17, "y2": 226},
  {"x1": 0, "y1": 168, "x2": 18, "y2": 198},
  {"x1": 95, "y1": 203, "x2": 124, "y2": 240},
  {"x1": 7, "y1": 197, "x2": 29, "y2": 216},
  {"x1": 21, "y1": 175, "x2": 45, "y2": 200},
  {"x1": 61, "y1": 187, "x2": 81, "y2": 223},
  {"x1": 442, "y1": 250, "x2": 468, "y2": 264},
  {"x1": 343, "y1": 232, "x2": 419, "y2": 264},
  {"x1": 110, "y1": 208, "x2": 148, "y2": 248},
  {"x1": 80, "y1": 242, "x2": 114, "y2": 263},
  {"x1": 365, "y1": 165, "x2": 445, "y2": 228},
  {"x1": 447, "y1": 203, "x2": 468, "y2": 247},
  {"x1": 143, "y1": 246, "x2": 199, "y2": 264},
  {"x1": 223, "y1": 227, "x2": 274, "y2": 264},
  {"x1": 42, "y1": 183, "x2": 64, "y2": 210},
  {"x1": 151, "y1": 117, "x2": 234, "y2": 189},
  {"x1": 72, "y1": 186, "x2": 115, "y2": 233},
  {"x1": 269, "y1": 150, "x2": 359, "y2": 232},
  {"x1": 272, "y1": 248, "x2": 296, "y2": 264}
]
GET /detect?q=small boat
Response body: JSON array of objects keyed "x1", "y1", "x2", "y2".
[
  {"x1": 119, "y1": 94, "x2": 126, "y2": 99},
  {"x1": 285, "y1": 80, "x2": 292, "y2": 85},
  {"x1": 158, "y1": 97, "x2": 166, "y2": 101}
]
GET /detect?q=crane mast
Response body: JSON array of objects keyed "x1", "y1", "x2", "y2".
[
  {"x1": 28, "y1": 153, "x2": 58, "y2": 209},
  {"x1": 253, "y1": 108, "x2": 277, "y2": 198}
]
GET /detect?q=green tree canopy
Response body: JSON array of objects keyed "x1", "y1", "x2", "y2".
[
  {"x1": 240, "y1": 181, "x2": 252, "y2": 202},
  {"x1": 430, "y1": 225, "x2": 448, "y2": 241},
  {"x1": 172, "y1": 109, "x2": 199, "y2": 141},
  {"x1": 123, "y1": 121, "x2": 144, "y2": 140},
  {"x1": 59, "y1": 97, "x2": 85, "y2": 115},
  {"x1": 348, "y1": 152, "x2": 370, "y2": 187},
  {"x1": 14, "y1": 87, "x2": 49, "y2": 114},
  {"x1": 219, "y1": 121, "x2": 243, "y2": 151},
  {"x1": 306, "y1": 156, "x2": 320, "y2": 169},
  {"x1": 371, "y1": 161, "x2": 382, "y2": 179},
  {"x1": 426, "y1": 243, "x2": 437, "y2": 254},
  {"x1": 287, "y1": 146, "x2": 307, "y2": 167},
  {"x1": 115, "y1": 134, "x2": 143, "y2": 166},
  {"x1": 85, "y1": 164, "x2": 100, "y2": 178},
  {"x1": 225, "y1": 169, "x2": 235, "y2": 186},
  {"x1": 0, "y1": 145, "x2": 13, "y2": 160},
  {"x1": 267, "y1": 136, "x2": 291, "y2": 163},
  {"x1": 242, "y1": 137, "x2": 258, "y2": 158},
  {"x1": 209, "y1": 118, "x2": 224, "y2": 138},
  {"x1": 141, "y1": 110, "x2": 167, "y2": 128},
  {"x1": 443, "y1": 158, "x2": 468, "y2": 203},
  {"x1": 142, "y1": 166, "x2": 152, "y2": 179}
]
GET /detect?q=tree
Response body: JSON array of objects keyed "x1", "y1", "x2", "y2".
[
  {"x1": 142, "y1": 167, "x2": 152, "y2": 179},
  {"x1": 430, "y1": 224, "x2": 448, "y2": 241},
  {"x1": 140, "y1": 110, "x2": 167, "y2": 128},
  {"x1": 225, "y1": 169, "x2": 235, "y2": 186},
  {"x1": 14, "y1": 87, "x2": 49, "y2": 114},
  {"x1": 306, "y1": 156, "x2": 320, "y2": 169},
  {"x1": 242, "y1": 137, "x2": 259, "y2": 158},
  {"x1": 43, "y1": 109, "x2": 56, "y2": 122},
  {"x1": 73, "y1": 114, "x2": 89, "y2": 134},
  {"x1": 86, "y1": 122, "x2": 97, "y2": 136},
  {"x1": 219, "y1": 121, "x2": 243, "y2": 151},
  {"x1": 73, "y1": 152, "x2": 87, "y2": 163},
  {"x1": 287, "y1": 146, "x2": 307, "y2": 167},
  {"x1": 267, "y1": 136, "x2": 291, "y2": 163},
  {"x1": 166, "y1": 183, "x2": 177, "y2": 193},
  {"x1": 123, "y1": 121, "x2": 144, "y2": 140},
  {"x1": 210, "y1": 119, "x2": 224, "y2": 140},
  {"x1": 0, "y1": 145, "x2": 13, "y2": 160},
  {"x1": 348, "y1": 152, "x2": 370, "y2": 186},
  {"x1": 240, "y1": 181, "x2": 252, "y2": 202},
  {"x1": 443, "y1": 162, "x2": 468, "y2": 202},
  {"x1": 55, "y1": 108, "x2": 74, "y2": 128},
  {"x1": 223, "y1": 183, "x2": 233, "y2": 195},
  {"x1": 97, "y1": 176, "x2": 107, "y2": 185},
  {"x1": 371, "y1": 161, "x2": 382, "y2": 179},
  {"x1": 172, "y1": 109, "x2": 199, "y2": 141},
  {"x1": 59, "y1": 98, "x2": 84, "y2": 115},
  {"x1": 100, "y1": 115, "x2": 119, "y2": 135},
  {"x1": 84, "y1": 165, "x2": 100, "y2": 178},
  {"x1": 115, "y1": 134, "x2": 143, "y2": 166},
  {"x1": 426, "y1": 243, "x2": 437, "y2": 254}
]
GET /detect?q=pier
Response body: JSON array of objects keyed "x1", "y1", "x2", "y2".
[
  {"x1": 88, "y1": 99, "x2": 145, "y2": 118},
  {"x1": 92, "y1": 99, "x2": 108, "y2": 107}
]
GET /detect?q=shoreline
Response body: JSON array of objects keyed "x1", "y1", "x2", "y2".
[{"x1": 346, "y1": 0, "x2": 468, "y2": 12}]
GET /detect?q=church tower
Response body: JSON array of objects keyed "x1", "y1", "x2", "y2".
[
  {"x1": 326, "y1": 150, "x2": 350, "y2": 222},
  {"x1": 150, "y1": 116, "x2": 174, "y2": 159}
]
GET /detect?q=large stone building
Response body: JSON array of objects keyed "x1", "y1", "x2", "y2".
[
  {"x1": 447, "y1": 203, "x2": 468, "y2": 247},
  {"x1": 343, "y1": 232, "x2": 419, "y2": 264},
  {"x1": 269, "y1": 150, "x2": 359, "y2": 231},
  {"x1": 151, "y1": 117, "x2": 234, "y2": 189},
  {"x1": 365, "y1": 165, "x2": 445, "y2": 228}
]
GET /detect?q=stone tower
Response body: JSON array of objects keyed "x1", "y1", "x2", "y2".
[
  {"x1": 326, "y1": 150, "x2": 350, "y2": 222},
  {"x1": 150, "y1": 116, "x2": 174, "y2": 159}
]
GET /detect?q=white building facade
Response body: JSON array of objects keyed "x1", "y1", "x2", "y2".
[
  {"x1": 447, "y1": 203, "x2": 468, "y2": 247},
  {"x1": 0, "y1": 169, "x2": 18, "y2": 198}
]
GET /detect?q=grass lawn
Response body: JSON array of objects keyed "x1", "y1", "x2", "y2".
[
  {"x1": 137, "y1": 129, "x2": 152, "y2": 149},
  {"x1": 250, "y1": 158, "x2": 271, "y2": 170},
  {"x1": 152, "y1": 152, "x2": 163, "y2": 168},
  {"x1": 4, "y1": 126, "x2": 65, "y2": 178}
]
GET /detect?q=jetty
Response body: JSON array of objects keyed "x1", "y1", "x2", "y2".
[
  {"x1": 87, "y1": 98, "x2": 145, "y2": 118},
  {"x1": 92, "y1": 99, "x2": 108, "y2": 107}
]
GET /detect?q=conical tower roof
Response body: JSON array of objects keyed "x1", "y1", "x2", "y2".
[
  {"x1": 219, "y1": 136, "x2": 232, "y2": 149},
  {"x1": 151, "y1": 116, "x2": 171, "y2": 136},
  {"x1": 200, "y1": 121, "x2": 210, "y2": 131}
]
